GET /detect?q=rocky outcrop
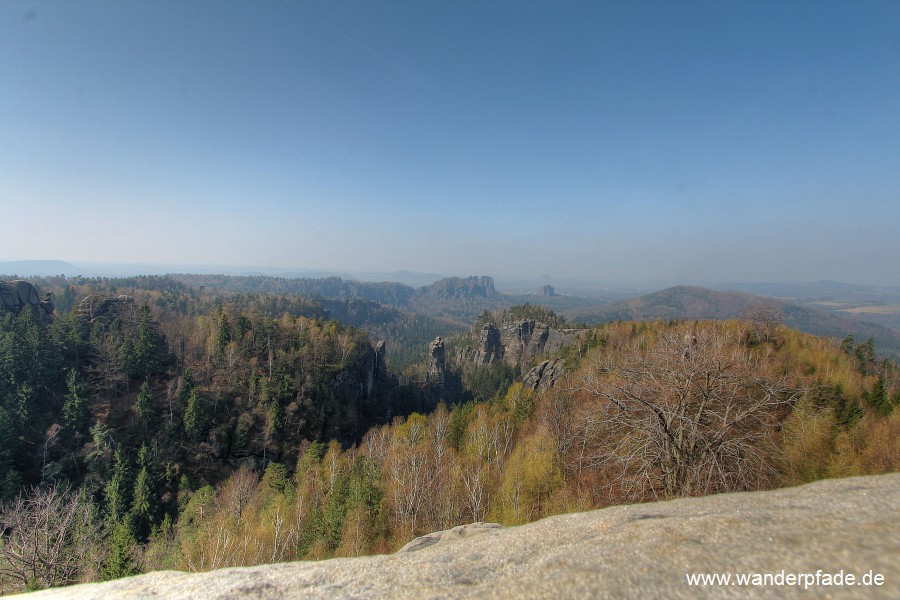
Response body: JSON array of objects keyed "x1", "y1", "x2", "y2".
[
  {"x1": 77, "y1": 294, "x2": 135, "y2": 323},
  {"x1": 427, "y1": 336, "x2": 446, "y2": 383},
  {"x1": 479, "y1": 323, "x2": 503, "y2": 364},
  {"x1": 361, "y1": 340, "x2": 387, "y2": 397},
  {"x1": 374, "y1": 340, "x2": 387, "y2": 378},
  {"x1": 459, "y1": 319, "x2": 578, "y2": 369},
  {"x1": 24, "y1": 474, "x2": 900, "y2": 599},
  {"x1": 0, "y1": 280, "x2": 54, "y2": 321},
  {"x1": 522, "y1": 357, "x2": 567, "y2": 391},
  {"x1": 421, "y1": 276, "x2": 496, "y2": 300}
]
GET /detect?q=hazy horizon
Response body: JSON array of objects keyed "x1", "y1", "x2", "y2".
[
  {"x1": 3, "y1": 1, "x2": 899, "y2": 285},
  {"x1": 4, "y1": 258, "x2": 900, "y2": 296}
]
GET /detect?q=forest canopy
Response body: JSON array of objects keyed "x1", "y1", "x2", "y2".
[{"x1": 0, "y1": 276, "x2": 896, "y2": 593}]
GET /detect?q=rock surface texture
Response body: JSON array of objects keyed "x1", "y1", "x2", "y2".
[{"x1": 25, "y1": 474, "x2": 900, "y2": 599}]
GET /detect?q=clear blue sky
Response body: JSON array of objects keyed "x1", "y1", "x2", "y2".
[{"x1": 2, "y1": 1, "x2": 899, "y2": 284}]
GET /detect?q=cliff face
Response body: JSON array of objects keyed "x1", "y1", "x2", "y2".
[
  {"x1": 458, "y1": 318, "x2": 578, "y2": 370},
  {"x1": 420, "y1": 276, "x2": 496, "y2": 300},
  {"x1": 427, "y1": 336, "x2": 446, "y2": 384},
  {"x1": 0, "y1": 280, "x2": 55, "y2": 321},
  {"x1": 24, "y1": 474, "x2": 900, "y2": 599}
]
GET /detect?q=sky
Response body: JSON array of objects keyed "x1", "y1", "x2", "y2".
[{"x1": 2, "y1": 0, "x2": 899, "y2": 285}]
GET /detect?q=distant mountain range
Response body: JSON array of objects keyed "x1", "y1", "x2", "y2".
[
  {"x1": 0, "y1": 260, "x2": 82, "y2": 276},
  {"x1": 5, "y1": 262, "x2": 899, "y2": 359},
  {"x1": 0, "y1": 260, "x2": 446, "y2": 286},
  {"x1": 563, "y1": 286, "x2": 900, "y2": 359},
  {"x1": 711, "y1": 281, "x2": 900, "y2": 333},
  {"x1": 713, "y1": 280, "x2": 900, "y2": 304}
]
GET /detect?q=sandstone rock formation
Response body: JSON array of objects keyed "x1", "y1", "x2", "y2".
[
  {"x1": 459, "y1": 319, "x2": 578, "y2": 371},
  {"x1": 374, "y1": 340, "x2": 387, "y2": 378},
  {"x1": 24, "y1": 474, "x2": 900, "y2": 599},
  {"x1": 77, "y1": 294, "x2": 135, "y2": 323},
  {"x1": 477, "y1": 323, "x2": 504, "y2": 364},
  {"x1": 421, "y1": 276, "x2": 496, "y2": 300},
  {"x1": 398, "y1": 522, "x2": 504, "y2": 553},
  {"x1": 522, "y1": 357, "x2": 567, "y2": 391},
  {"x1": 0, "y1": 280, "x2": 54, "y2": 321},
  {"x1": 427, "y1": 336, "x2": 446, "y2": 383}
]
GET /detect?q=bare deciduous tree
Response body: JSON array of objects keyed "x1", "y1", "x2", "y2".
[
  {"x1": 0, "y1": 484, "x2": 99, "y2": 592},
  {"x1": 579, "y1": 324, "x2": 794, "y2": 500},
  {"x1": 744, "y1": 303, "x2": 783, "y2": 345},
  {"x1": 216, "y1": 467, "x2": 259, "y2": 519}
]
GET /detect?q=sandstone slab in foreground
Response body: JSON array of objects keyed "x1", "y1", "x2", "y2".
[{"x1": 24, "y1": 474, "x2": 900, "y2": 599}]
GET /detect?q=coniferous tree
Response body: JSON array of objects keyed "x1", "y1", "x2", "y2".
[
  {"x1": 61, "y1": 369, "x2": 90, "y2": 439},
  {"x1": 840, "y1": 335, "x2": 855, "y2": 355},
  {"x1": 183, "y1": 389, "x2": 207, "y2": 442},
  {"x1": 0, "y1": 405, "x2": 21, "y2": 500},
  {"x1": 854, "y1": 338, "x2": 875, "y2": 375},
  {"x1": 100, "y1": 519, "x2": 138, "y2": 581},
  {"x1": 135, "y1": 380, "x2": 154, "y2": 429},
  {"x1": 130, "y1": 444, "x2": 156, "y2": 539},
  {"x1": 216, "y1": 315, "x2": 231, "y2": 358},
  {"x1": 866, "y1": 375, "x2": 894, "y2": 417},
  {"x1": 131, "y1": 303, "x2": 159, "y2": 378},
  {"x1": 235, "y1": 314, "x2": 251, "y2": 344},
  {"x1": 836, "y1": 396, "x2": 864, "y2": 429},
  {"x1": 176, "y1": 368, "x2": 195, "y2": 415},
  {"x1": 85, "y1": 421, "x2": 114, "y2": 478},
  {"x1": 104, "y1": 448, "x2": 131, "y2": 526}
]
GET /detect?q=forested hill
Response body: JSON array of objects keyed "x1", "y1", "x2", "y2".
[
  {"x1": 171, "y1": 273, "x2": 512, "y2": 323},
  {"x1": 0, "y1": 276, "x2": 898, "y2": 594},
  {"x1": 167, "y1": 273, "x2": 600, "y2": 324},
  {"x1": 565, "y1": 285, "x2": 900, "y2": 359},
  {"x1": 170, "y1": 274, "x2": 417, "y2": 306}
]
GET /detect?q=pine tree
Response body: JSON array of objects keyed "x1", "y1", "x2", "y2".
[
  {"x1": 104, "y1": 448, "x2": 132, "y2": 525},
  {"x1": 235, "y1": 314, "x2": 251, "y2": 343},
  {"x1": 136, "y1": 379, "x2": 154, "y2": 427},
  {"x1": 86, "y1": 420, "x2": 113, "y2": 476},
  {"x1": 866, "y1": 375, "x2": 894, "y2": 417},
  {"x1": 216, "y1": 315, "x2": 232, "y2": 358},
  {"x1": 101, "y1": 519, "x2": 138, "y2": 581},
  {"x1": 854, "y1": 338, "x2": 875, "y2": 375},
  {"x1": 176, "y1": 368, "x2": 195, "y2": 415},
  {"x1": 183, "y1": 389, "x2": 207, "y2": 442},
  {"x1": 840, "y1": 335, "x2": 855, "y2": 354},
  {"x1": 836, "y1": 396, "x2": 864, "y2": 428},
  {"x1": 132, "y1": 303, "x2": 158, "y2": 378},
  {"x1": 0, "y1": 405, "x2": 21, "y2": 500},
  {"x1": 61, "y1": 369, "x2": 90, "y2": 438},
  {"x1": 130, "y1": 463, "x2": 155, "y2": 539}
]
